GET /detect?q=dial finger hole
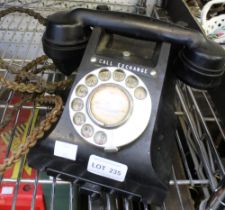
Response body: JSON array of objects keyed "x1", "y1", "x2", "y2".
[
  {"x1": 85, "y1": 74, "x2": 98, "y2": 87},
  {"x1": 94, "y1": 131, "x2": 107, "y2": 145},
  {"x1": 113, "y1": 69, "x2": 126, "y2": 82},
  {"x1": 71, "y1": 98, "x2": 84, "y2": 111},
  {"x1": 81, "y1": 124, "x2": 94, "y2": 138},
  {"x1": 76, "y1": 85, "x2": 88, "y2": 97},
  {"x1": 99, "y1": 69, "x2": 111, "y2": 81},
  {"x1": 134, "y1": 87, "x2": 147, "y2": 100},
  {"x1": 73, "y1": 112, "x2": 86, "y2": 126},
  {"x1": 126, "y1": 75, "x2": 139, "y2": 88}
]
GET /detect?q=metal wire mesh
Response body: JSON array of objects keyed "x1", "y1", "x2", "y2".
[
  {"x1": 0, "y1": 2, "x2": 224, "y2": 210},
  {"x1": 0, "y1": 0, "x2": 152, "y2": 15}
]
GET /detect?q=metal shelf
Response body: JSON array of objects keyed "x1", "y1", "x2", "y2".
[{"x1": 0, "y1": 2, "x2": 225, "y2": 210}]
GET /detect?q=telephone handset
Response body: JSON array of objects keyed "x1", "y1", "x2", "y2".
[
  {"x1": 43, "y1": 8, "x2": 225, "y2": 89},
  {"x1": 28, "y1": 9, "x2": 225, "y2": 206}
]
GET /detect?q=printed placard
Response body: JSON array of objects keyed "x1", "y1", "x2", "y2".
[
  {"x1": 54, "y1": 141, "x2": 78, "y2": 161},
  {"x1": 87, "y1": 155, "x2": 128, "y2": 182}
]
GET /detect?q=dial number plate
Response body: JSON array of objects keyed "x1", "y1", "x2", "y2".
[{"x1": 69, "y1": 67, "x2": 151, "y2": 150}]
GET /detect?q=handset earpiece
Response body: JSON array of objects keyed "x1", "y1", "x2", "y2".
[
  {"x1": 42, "y1": 11, "x2": 91, "y2": 75},
  {"x1": 42, "y1": 8, "x2": 225, "y2": 89},
  {"x1": 175, "y1": 40, "x2": 225, "y2": 89}
]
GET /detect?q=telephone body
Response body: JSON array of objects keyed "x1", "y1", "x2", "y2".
[
  {"x1": 28, "y1": 27, "x2": 176, "y2": 205},
  {"x1": 28, "y1": 9, "x2": 225, "y2": 206}
]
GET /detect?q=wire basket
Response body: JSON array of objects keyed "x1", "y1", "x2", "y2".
[
  {"x1": 0, "y1": 2, "x2": 225, "y2": 210},
  {"x1": 201, "y1": 0, "x2": 225, "y2": 43}
]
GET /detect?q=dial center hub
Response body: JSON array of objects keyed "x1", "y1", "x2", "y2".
[{"x1": 88, "y1": 84, "x2": 132, "y2": 128}]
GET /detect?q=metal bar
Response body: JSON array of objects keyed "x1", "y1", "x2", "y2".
[
  {"x1": 203, "y1": 117, "x2": 218, "y2": 122},
  {"x1": 187, "y1": 86, "x2": 225, "y2": 176},
  {"x1": 176, "y1": 130, "x2": 194, "y2": 185},
  {"x1": 30, "y1": 170, "x2": 39, "y2": 210},
  {"x1": 176, "y1": 84, "x2": 217, "y2": 190},
  {"x1": 177, "y1": 94, "x2": 210, "y2": 198},
  {"x1": 69, "y1": 182, "x2": 74, "y2": 210},
  {"x1": 206, "y1": 140, "x2": 216, "y2": 174},
  {"x1": 0, "y1": 87, "x2": 13, "y2": 124},
  {"x1": 88, "y1": 195, "x2": 93, "y2": 210},
  {"x1": 106, "y1": 193, "x2": 117, "y2": 210},
  {"x1": 0, "y1": 104, "x2": 55, "y2": 110},
  {"x1": 123, "y1": 198, "x2": 133, "y2": 210},
  {"x1": 203, "y1": 91, "x2": 225, "y2": 140},
  {"x1": 0, "y1": 67, "x2": 60, "y2": 74},
  {"x1": 162, "y1": 203, "x2": 167, "y2": 210},
  {"x1": 172, "y1": 166, "x2": 185, "y2": 210},
  {"x1": 42, "y1": 1, "x2": 144, "y2": 8},
  {"x1": 1, "y1": 178, "x2": 210, "y2": 185},
  {"x1": 10, "y1": 156, "x2": 26, "y2": 210},
  {"x1": 143, "y1": 203, "x2": 149, "y2": 210},
  {"x1": 175, "y1": 111, "x2": 185, "y2": 116},
  {"x1": 0, "y1": 95, "x2": 21, "y2": 184},
  {"x1": 10, "y1": 105, "x2": 35, "y2": 210},
  {"x1": 49, "y1": 177, "x2": 56, "y2": 210},
  {"x1": 88, "y1": 194, "x2": 105, "y2": 210}
]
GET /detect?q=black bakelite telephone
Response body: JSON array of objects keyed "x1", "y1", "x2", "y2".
[{"x1": 28, "y1": 8, "x2": 225, "y2": 206}]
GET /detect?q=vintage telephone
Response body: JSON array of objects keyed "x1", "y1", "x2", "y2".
[{"x1": 28, "y1": 9, "x2": 225, "y2": 206}]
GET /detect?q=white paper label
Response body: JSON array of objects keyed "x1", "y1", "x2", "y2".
[
  {"x1": 54, "y1": 141, "x2": 78, "y2": 161},
  {"x1": 87, "y1": 155, "x2": 128, "y2": 182},
  {"x1": 1, "y1": 187, "x2": 13, "y2": 195}
]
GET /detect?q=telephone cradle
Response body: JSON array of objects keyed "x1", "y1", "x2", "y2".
[{"x1": 28, "y1": 9, "x2": 225, "y2": 206}]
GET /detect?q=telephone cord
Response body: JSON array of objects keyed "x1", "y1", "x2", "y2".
[{"x1": 0, "y1": 7, "x2": 66, "y2": 175}]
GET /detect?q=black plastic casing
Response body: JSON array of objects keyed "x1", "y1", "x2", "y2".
[{"x1": 28, "y1": 28, "x2": 176, "y2": 205}]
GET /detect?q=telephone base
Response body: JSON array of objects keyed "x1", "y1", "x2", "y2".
[{"x1": 28, "y1": 28, "x2": 176, "y2": 206}]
